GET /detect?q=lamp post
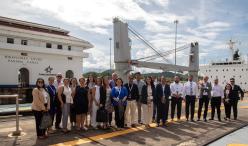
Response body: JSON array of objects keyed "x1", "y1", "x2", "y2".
[
  {"x1": 109, "y1": 37, "x2": 112, "y2": 77},
  {"x1": 174, "y1": 20, "x2": 179, "y2": 75}
]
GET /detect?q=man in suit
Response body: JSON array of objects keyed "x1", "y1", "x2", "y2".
[
  {"x1": 229, "y1": 78, "x2": 244, "y2": 120},
  {"x1": 156, "y1": 76, "x2": 171, "y2": 126},
  {"x1": 124, "y1": 74, "x2": 139, "y2": 127},
  {"x1": 198, "y1": 76, "x2": 212, "y2": 122},
  {"x1": 133, "y1": 72, "x2": 146, "y2": 124}
]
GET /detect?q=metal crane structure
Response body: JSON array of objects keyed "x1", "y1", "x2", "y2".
[{"x1": 113, "y1": 18, "x2": 199, "y2": 83}]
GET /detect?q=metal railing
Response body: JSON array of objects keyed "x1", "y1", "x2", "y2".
[{"x1": 0, "y1": 94, "x2": 21, "y2": 136}]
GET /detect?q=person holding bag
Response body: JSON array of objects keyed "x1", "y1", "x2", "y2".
[
  {"x1": 58, "y1": 78, "x2": 73, "y2": 133},
  {"x1": 111, "y1": 78, "x2": 128, "y2": 130},
  {"x1": 32, "y1": 78, "x2": 50, "y2": 139}
]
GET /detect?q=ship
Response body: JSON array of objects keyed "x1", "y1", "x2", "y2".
[{"x1": 199, "y1": 40, "x2": 248, "y2": 91}]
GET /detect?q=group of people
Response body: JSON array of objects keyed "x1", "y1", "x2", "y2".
[{"x1": 31, "y1": 72, "x2": 245, "y2": 139}]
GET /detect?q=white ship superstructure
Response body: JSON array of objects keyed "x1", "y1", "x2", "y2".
[{"x1": 199, "y1": 40, "x2": 248, "y2": 91}]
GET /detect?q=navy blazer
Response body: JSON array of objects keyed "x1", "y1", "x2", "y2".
[
  {"x1": 124, "y1": 83, "x2": 139, "y2": 101},
  {"x1": 155, "y1": 83, "x2": 171, "y2": 104},
  {"x1": 141, "y1": 85, "x2": 156, "y2": 104},
  {"x1": 229, "y1": 84, "x2": 244, "y2": 100}
]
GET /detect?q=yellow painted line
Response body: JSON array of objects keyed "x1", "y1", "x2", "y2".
[
  {"x1": 228, "y1": 144, "x2": 248, "y2": 146},
  {"x1": 51, "y1": 106, "x2": 248, "y2": 146}
]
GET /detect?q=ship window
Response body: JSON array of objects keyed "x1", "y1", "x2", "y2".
[
  {"x1": 7, "y1": 38, "x2": 14, "y2": 44},
  {"x1": 240, "y1": 82, "x2": 242, "y2": 84},
  {"x1": 46, "y1": 43, "x2": 52, "y2": 48},
  {"x1": 211, "y1": 76, "x2": 212, "y2": 78},
  {"x1": 226, "y1": 69, "x2": 228, "y2": 71},
  {"x1": 21, "y1": 40, "x2": 28, "y2": 45},
  {"x1": 223, "y1": 76, "x2": 225, "y2": 78},
  {"x1": 240, "y1": 75, "x2": 242, "y2": 78},
  {"x1": 242, "y1": 69, "x2": 244, "y2": 71},
  {"x1": 68, "y1": 57, "x2": 73, "y2": 60},
  {"x1": 216, "y1": 69, "x2": 218, "y2": 72},
  {"x1": 223, "y1": 69, "x2": 224, "y2": 71},
  {"x1": 68, "y1": 46, "x2": 71, "y2": 51},
  {"x1": 57, "y1": 45, "x2": 63, "y2": 49},
  {"x1": 246, "y1": 69, "x2": 248, "y2": 71},
  {"x1": 209, "y1": 70, "x2": 211, "y2": 72},
  {"x1": 233, "y1": 69, "x2": 235, "y2": 71},
  {"x1": 21, "y1": 52, "x2": 28, "y2": 56},
  {"x1": 245, "y1": 82, "x2": 247, "y2": 84},
  {"x1": 233, "y1": 76, "x2": 235, "y2": 78}
]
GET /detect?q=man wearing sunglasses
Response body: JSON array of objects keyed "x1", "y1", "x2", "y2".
[{"x1": 228, "y1": 78, "x2": 244, "y2": 120}]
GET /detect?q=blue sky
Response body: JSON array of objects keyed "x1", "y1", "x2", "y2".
[{"x1": 1, "y1": 0, "x2": 248, "y2": 73}]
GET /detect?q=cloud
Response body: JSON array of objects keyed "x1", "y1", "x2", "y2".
[{"x1": 0, "y1": 0, "x2": 247, "y2": 73}]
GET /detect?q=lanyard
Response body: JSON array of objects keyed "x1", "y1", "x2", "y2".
[
  {"x1": 115, "y1": 87, "x2": 122, "y2": 99},
  {"x1": 128, "y1": 83, "x2": 133, "y2": 92},
  {"x1": 48, "y1": 85, "x2": 56, "y2": 96}
]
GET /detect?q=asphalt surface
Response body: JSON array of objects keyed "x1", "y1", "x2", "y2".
[{"x1": 0, "y1": 99, "x2": 248, "y2": 146}]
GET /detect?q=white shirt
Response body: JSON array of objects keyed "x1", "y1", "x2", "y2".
[
  {"x1": 170, "y1": 82, "x2": 184, "y2": 97},
  {"x1": 147, "y1": 85, "x2": 153, "y2": 100},
  {"x1": 183, "y1": 81, "x2": 198, "y2": 97},
  {"x1": 42, "y1": 89, "x2": 49, "y2": 104},
  {"x1": 211, "y1": 84, "x2": 224, "y2": 98},
  {"x1": 63, "y1": 86, "x2": 73, "y2": 103},
  {"x1": 202, "y1": 82, "x2": 209, "y2": 96}
]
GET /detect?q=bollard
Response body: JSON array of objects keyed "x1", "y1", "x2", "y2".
[{"x1": 0, "y1": 94, "x2": 21, "y2": 136}]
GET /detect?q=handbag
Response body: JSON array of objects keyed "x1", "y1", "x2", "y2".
[
  {"x1": 40, "y1": 112, "x2": 53, "y2": 129},
  {"x1": 96, "y1": 107, "x2": 108, "y2": 122}
]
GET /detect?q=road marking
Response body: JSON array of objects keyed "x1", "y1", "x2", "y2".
[
  {"x1": 227, "y1": 144, "x2": 248, "y2": 146},
  {"x1": 51, "y1": 106, "x2": 248, "y2": 146}
]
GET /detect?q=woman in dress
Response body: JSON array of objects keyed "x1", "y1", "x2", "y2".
[
  {"x1": 102, "y1": 76, "x2": 112, "y2": 129},
  {"x1": 74, "y1": 78, "x2": 90, "y2": 130},
  {"x1": 32, "y1": 78, "x2": 50, "y2": 139},
  {"x1": 91, "y1": 77, "x2": 102, "y2": 129},
  {"x1": 86, "y1": 74, "x2": 95, "y2": 127},
  {"x1": 111, "y1": 78, "x2": 128, "y2": 130},
  {"x1": 141, "y1": 76, "x2": 155, "y2": 127},
  {"x1": 224, "y1": 83, "x2": 232, "y2": 121},
  {"x1": 58, "y1": 78, "x2": 73, "y2": 133},
  {"x1": 70, "y1": 77, "x2": 78, "y2": 128}
]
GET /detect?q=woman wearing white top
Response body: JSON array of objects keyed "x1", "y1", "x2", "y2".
[
  {"x1": 91, "y1": 77, "x2": 102, "y2": 129},
  {"x1": 86, "y1": 74, "x2": 96, "y2": 127},
  {"x1": 141, "y1": 76, "x2": 156, "y2": 127},
  {"x1": 58, "y1": 78, "x2": 73, "y2": 133}
]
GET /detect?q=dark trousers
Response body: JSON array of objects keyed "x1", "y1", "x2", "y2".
[
  {"x1": 224, "y1": 102, "x2": 231, "y2": 119},
  {"x1": 185, "y1": 95, "x2": 196, "y2": 120},
  {"x1": 70, "y1": 104, "x2": 76, "y2": 124},
  {"x1": 55, "y1": 104, "x2": 62, "y2": 128},
  {"x1": 225, "y1": 99, "x2": 238, "y2": 119},
  {"x1": 171, "y1": 97, "x2": 182, "y2": 120},
  {"x1": 108, "y1": 112, "x2": 112, "y2": 125},
  {"x1": 114, "y1": 105, "x2": 126, "y2": 128},
  {"x1": 157, "y1": 100, "x2": 169, "y2": 124},
  {"x1": 33, "y1": 110, "x2": 46, "y2": 136},
  {"x1": 198, "y1": 95, "x2": 210, "y2": 120},
  {"x1": 211, "y1": 97, "x2": 221, "y2": 119},
  {"x1": 153, "y1": 102, "x2": 157, "y2": 120}
]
